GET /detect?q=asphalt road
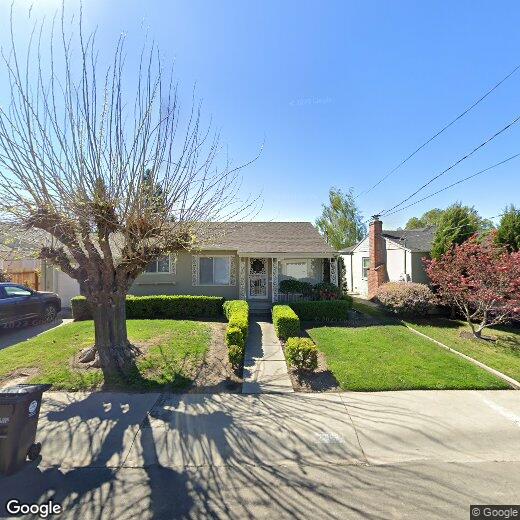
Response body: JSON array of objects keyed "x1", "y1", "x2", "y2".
[{"x1": 1, "y1": 390, "x2": 519, "y2": 519}]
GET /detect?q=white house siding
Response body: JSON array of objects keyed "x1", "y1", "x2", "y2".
[
  {"x1": 410, "y1": 252, "x2": 430, "y2": 284},
  {"x1": 343, "y1": 236, "x2": 370, "y2": 296}
]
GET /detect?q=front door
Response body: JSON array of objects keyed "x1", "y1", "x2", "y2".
[{"x1": 248, "y1": 258, "x2": 268, "y2": 299}]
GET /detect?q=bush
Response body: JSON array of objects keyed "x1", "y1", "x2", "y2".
[
  {"x1": 313, "y1": 282, "x2": 341, "y2": 300},
  {"x1": 223, "y1": 300, "x2": 249, "y2": 341},
  {"x1": 288, "y1": 299, "x2": 352, "y2": 322},
  {"x1": 272, "y1": 305, "x2": 300, "y2": 340},
  {"x1": 71, "y1": 295, "x2": 225, "y2": 321},
  {"x1": 285, "y1": 337, "x2": 318, "y2": 371},
  {"x1": 71, "y1": 296, "x2": 92, "y2": 321},
  {"x1": 225, "y1": 326, "x2": 243, "y2": 348},
  {"x1": 228, "y1": 344, "x2": 245, "y2": 368},
  {"x1": 279, "y1": 279, "x2": 314, "y2": 295},
  {"x1": 377, "y1": 282, "x2": 435, "y2": 317}
]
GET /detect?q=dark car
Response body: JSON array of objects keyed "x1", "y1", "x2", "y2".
[{"x1": 0, "y1": 283, "x2": 61, "y2": 327}]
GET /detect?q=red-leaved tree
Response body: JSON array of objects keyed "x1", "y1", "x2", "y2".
[{"x1": 425, "y1": 234, "x2": 520, "y2": 339}]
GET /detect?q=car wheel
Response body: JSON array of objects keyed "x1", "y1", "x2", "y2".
[{"x1": 42, "y1": 304, "x2": 58, "y2": 323}]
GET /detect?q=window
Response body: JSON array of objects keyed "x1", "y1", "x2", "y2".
[
  {"x1": 199, "y1": 256, "x2": 231, "y2": 285},
  {"x1": 145, "y1": 256, "x2": 172, "y2": 273},
  {"x1": 3, "y1": 285, "x2": 32, "y2": 298},
  {"x1": 282, "y1": 260, "x2": 309, "y2": 280},
  {"x1": 362, "y1": 257, "x2": 370, "y2": 279}
]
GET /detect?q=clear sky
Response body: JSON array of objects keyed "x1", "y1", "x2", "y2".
[{"x1": 1, "y1": 0, "x2": 519, "y2": 229}]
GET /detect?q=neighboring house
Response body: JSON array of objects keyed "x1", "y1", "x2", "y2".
[
  {"x1": 341, "y1": 218, "x2": 435, "y2": 298},
  {"x1": 41, "y1": 222, "x2": 338, "y2": 307}
]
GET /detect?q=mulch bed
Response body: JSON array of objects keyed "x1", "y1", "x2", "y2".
[{"x1": 185, "y1": 322, "x2": 243, "y2": 393}]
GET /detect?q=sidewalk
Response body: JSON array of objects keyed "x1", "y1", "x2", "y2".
[
  {"x1": 242, "y1": 319, "x2": 293, "y2": 393},
  {"x1": 1, "y1": 390, "x2": 519, "y2": 519}
]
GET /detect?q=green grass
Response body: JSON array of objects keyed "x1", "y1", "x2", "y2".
[
  {"x1": 0, "y1": 320, "x2": 211, "y2": 391},
  {"x1": 404, "y1": 318, "x2": 520, "y2": 382},
  {"x1": 307, "y1": 323, "x2": 509, "y2": 391}
]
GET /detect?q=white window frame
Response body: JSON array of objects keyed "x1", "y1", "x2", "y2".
[
  {"x1": 198, "y1": 255, "x2": 232, "y2": 286},
  {"x1": 281, "y1": 259, "x2": 311, "y2": 280},
  {"x1": 361, "y1": 257, "x2": 370, "y2": 279},
  {"x1": 143, "y1": 255, "x2": 175, "y2": 275}
]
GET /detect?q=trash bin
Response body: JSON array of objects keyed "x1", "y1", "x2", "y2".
[{"x1": 0, "y1": 384, "x2": 51, "y2": 476}]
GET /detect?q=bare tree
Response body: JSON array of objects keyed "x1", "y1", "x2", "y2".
[{"x1": 0, "y1": 5, "x2": 254, "y2": 381}]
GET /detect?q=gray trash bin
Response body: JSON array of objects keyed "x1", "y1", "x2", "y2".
[{"x1": 0, "y1": 384, "x2": 51, "y2": 475}]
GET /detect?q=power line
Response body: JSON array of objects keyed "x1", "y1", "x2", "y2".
[
  {"x1": 356, "y1": 62, "x2": 520, "y2": 198},
  {"x1": 379, "y1": 113, "x2": 520, "y2": 216},
  {"x1": 381, "y1": 153, "x2": 520, "y2": 218}
]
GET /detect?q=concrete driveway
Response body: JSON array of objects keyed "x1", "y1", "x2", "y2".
[{"x1": 1, "y1": 390, "x2": 519, "y2": 519}]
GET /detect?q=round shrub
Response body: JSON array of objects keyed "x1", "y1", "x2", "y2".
[
  {"x1": 377, "y1": 282, "x2": 435, "y2": 317},
  {"x1": 228, "y1": 344, "x2": 245, "y2": 368},
  {"x1": 285, "y1": 337, "x2": 318, "y2": 371}
]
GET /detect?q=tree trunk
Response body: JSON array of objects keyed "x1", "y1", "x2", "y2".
[{"x1": 90, "y1": 293, "x2": 137, "y2": 382}]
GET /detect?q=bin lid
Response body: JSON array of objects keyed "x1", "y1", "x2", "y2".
[{"x1": 0, "y1": 384, "x2": 51, "y2": 395}]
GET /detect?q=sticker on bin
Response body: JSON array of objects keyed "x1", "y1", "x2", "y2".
[
  {"x1": 28, "y1": 400, "x2": 38, "y2": 417},
  {"x1": 0, "y1": 417, "x2": 9, "y2": 425}
]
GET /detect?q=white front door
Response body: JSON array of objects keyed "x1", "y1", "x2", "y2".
[{"x1": 248, "y1": 258, "x2": 268, "y2": 299}]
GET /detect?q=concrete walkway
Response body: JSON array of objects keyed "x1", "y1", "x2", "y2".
[
  {"x1": 242, "y1": 320, "x2": 293, "y2": 393},
  {"x1": 2, "y1": 390, "x2": 520, "y2": 519}
]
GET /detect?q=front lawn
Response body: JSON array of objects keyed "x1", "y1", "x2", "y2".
[
  {"x1": 404, "y1": 318, "x2": 520, "y2": 382},
  {"x1": 307, "y1": 323, "x2": 509, "y2": 391},
  {"x1": 0, "y1": 320, "x2": 212, "y2": 391}
]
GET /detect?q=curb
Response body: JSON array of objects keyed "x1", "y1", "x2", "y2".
[{"x1": 403, "y1": 322, "x2": 520, "y2": 390}]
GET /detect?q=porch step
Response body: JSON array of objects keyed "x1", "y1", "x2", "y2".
[{"x1": 247, "y1": 301, "x2": 273, "y2": 316}]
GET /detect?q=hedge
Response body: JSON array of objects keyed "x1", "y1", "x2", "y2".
[
  {"x1": 285, "y1": 337, "x2": 318, "y2": 371},
  {"x1": 71, "y1": 295, "x2": 225, "y2": 321},
  {"x1": 223, "y1": 300, "x2": 249, "y2": 368},
  {"x1": 272, "y1": 305, "x2": 300, "y2": 340},
  {"x1": 288, "y1": 299, "x2": 352, "y2": 322}
]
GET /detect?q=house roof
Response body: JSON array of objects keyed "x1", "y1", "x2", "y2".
[
  {"x1": 382, "y1": 227, "x2": 436, "y2": 252},
  {"x1": 340, "y1": 226, "x2": 435, "y2": 254},
  {"x1": 196, "y1": 222, "x2": 335, "y2": 254}
]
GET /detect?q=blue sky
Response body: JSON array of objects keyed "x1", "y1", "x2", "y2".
[{"x1": 1, "y1": 0, "x2": 519, "y2": 229}]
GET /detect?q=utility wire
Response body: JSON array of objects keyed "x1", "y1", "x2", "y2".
[
  {"x1": 356, "y1": 62, "x2": 520, "y2": 198},
  {"x1": 378, "y1": 113, "x2": 520, "y2": 216},
  {"x1": 381, "y1": 153, "x2": 520, "y2": 218}
]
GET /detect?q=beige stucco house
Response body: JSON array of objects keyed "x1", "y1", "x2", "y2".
[{"x1": 42, "y1": 222, "x2": 338, "y2": 307}]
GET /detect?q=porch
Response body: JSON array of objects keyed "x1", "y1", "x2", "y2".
[{"x1": 238, "y1": 255, "x2": 339, "y2": 304}]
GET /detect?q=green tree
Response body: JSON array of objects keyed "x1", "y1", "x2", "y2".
[
  {"x1": 431, "y1": 203, "x2": 486, "y2": 259},
  {"x1": 405, "y1": 208, "x2": 444, "y2": 229},
  {"x1": 496, "y1": 205, "x2": 520, "y2": 252},
  {"x1": 316, "y1": 187, "x2": 366, "y2": 250}
]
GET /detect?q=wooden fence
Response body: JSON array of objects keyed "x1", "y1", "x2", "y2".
[{"x1": 4, "y1": 270, "x2": 39, "y2": 290}]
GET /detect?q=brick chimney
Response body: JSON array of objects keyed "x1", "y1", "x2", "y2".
[{"x1": 368, "y1": 216, "x2": 388, "y2": 299}]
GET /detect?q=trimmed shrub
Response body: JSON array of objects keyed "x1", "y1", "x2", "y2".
[
  {"x1": 288, "y1": 299, "x2": 352, "y2": 322},
  {"x1": 272, "y1": 305, "x2": 300, "y2": 340},
  {"x1": 279, "y1": 279, "x2": 314, "y2": 295},
  {"x1": 313, "y1": 282, "x2": 341, "y2": 300},
  {"x1": 71, "y1": 296, "x2": 92, "y2": 321},
  {"x1": 285, "y1": 337, "x2": 318, "y2": 371},
  {"x1": 225, "y1": 326, "x2": 243, "y2": 348},
  {"x1": 71, "y1": 295, "x2": 225, "y2": 321},
  {"x1": 228, "y1": 344, "x2": 245, "y2": 368},
  {"x1": 377, "y1": 282, "x2": 435, "y2": 317},
  {"x1": 223, "y1": 300, "x2": 249, "y2": 341}
]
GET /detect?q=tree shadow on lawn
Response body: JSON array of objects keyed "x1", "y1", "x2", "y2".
[{"x1": 0, "y1": 390, "x2": 488, "y2": 519}]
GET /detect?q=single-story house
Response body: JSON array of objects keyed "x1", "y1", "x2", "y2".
[
  {"x1": 41, "y1": 222, "x2": 339, "y2": 307},
  {"x1": 341, "y1": 218, "x2": 435, "y2": 298}
]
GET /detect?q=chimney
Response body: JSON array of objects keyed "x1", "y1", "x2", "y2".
[{"x1": 368, "y1": 216, "x2": 388, "y2": 299}]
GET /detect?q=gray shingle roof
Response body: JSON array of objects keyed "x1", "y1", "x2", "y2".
[
  {"x1": 196, "y1": 222, "x2": 335, "y2": 254},
  {"x1": 382, "y1": 227, "x2": 436, "y2": 252}
]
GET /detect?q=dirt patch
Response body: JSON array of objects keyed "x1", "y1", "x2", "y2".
[
  {"x1": 460, "y1": 331, "x2": 497, "y2": 343},
  {"x1": 185, "y1": 322, "x2": 242, "y2": 393},
  {"x1": 282, "y1": 344, "x2": 340, "y2": 393},
  {"x1": 0, "y1": 367, "x2": 40, "y2": 389}
]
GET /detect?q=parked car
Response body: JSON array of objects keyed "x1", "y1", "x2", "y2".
[{"x1": 0, "y1": 283, "x2": 61, "y2": 327}]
